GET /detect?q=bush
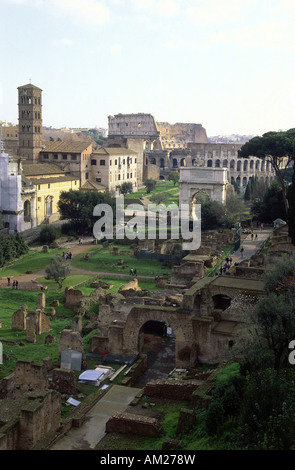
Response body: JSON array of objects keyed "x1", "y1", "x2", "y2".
[
  {"x1": 39, "y1": 225, "x2": 61, "y2": 244},
  {"x1": 205, "y1": 400, "x2": 225, "y2": 435},
  {"x1": 61, "y1": 221, "x2": 78, "y2": 238}
]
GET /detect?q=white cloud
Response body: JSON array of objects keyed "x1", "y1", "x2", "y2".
[
  {"x1": 187, "y1": 0, "x2": 253, "y2": 25},
  {"x1": 211, "y1": 17, "x2": 295, "y2": 51},
  {"x1": 132, "y1": 0, "x2": 180, "y2": 17},
  {"x1": 50, "y1": 0, "x2": 110, "y2": 25},
  {"x1": 5, "y1": 0, "x2": 110, "y2": 25},
  {"x1": 110, "y1": 44, "x2": 122, "y2": 55},
  {"x1": 52, "y1": 37, "x2": 74, "y2": 47}
]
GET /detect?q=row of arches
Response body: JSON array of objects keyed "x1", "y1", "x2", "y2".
[
  {"x1": 207, "y1": 158, "x2": 272, "y2": 172},
  {"x1": 231, "y1": 175, "x2": 274, "y2": 188},
  {"x1": 148, "y1": 155, "x2": 273, "y2": 173}
]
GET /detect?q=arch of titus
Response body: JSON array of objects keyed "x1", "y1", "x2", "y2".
[{"x1": 179, "y1": 167, "x2": 228, "y2": 212}]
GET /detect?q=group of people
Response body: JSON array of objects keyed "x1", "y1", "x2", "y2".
[
  {"x1": 7, "y1": 278, "x2": 19, "y2": 289},
  {"x1": 130, "y1": 268, "x2": 137, "y2": 276},
  {"x1": 250, "y1": 232, "x2": 258, "y2": 241},
  {"x1": 219, "y1": 257, "x2": 233, "y2": 276},
  {"x1": 62, "y1": 251, "x2": 72, "y2": 260}
]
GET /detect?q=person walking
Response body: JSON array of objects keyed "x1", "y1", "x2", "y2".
[{"x1": 240, "y1": 247, "x2": 244, "y2": 258}]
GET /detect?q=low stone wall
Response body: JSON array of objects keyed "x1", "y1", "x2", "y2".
[
  {"x1": 121, "y1": 355, "x2": 147, "y2": 386},
  {"x1": 233, "y1": 266, "x2": 267, "y2": 279},
  {"x1": 144, "y1": 380, "x2": 200, "y2": 402},
  {"x1": 106, "y1": 412, "x2": 163, "y2": 437}
]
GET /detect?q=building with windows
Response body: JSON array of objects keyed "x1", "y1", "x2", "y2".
[
  {"x1": 38, "y1": 140, "x2": 93, "y2": 187},
  {"x1": 21, "y1": 163, "x2": 79, "y2": 226},
  {"x1": 90, "y1": 147, "x2": 138, "y2": 194}
]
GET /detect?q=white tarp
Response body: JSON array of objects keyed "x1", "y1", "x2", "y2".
[{"x1": 79, "y1": 370, "x2": 104, "y2": 382}]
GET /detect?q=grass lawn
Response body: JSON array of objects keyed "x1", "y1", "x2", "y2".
[
  {"x1": 0, "y1": 247, "x2": 64, "y2": 278},
  {"x1": 125, "y1": 181, "x2": 178, "y2": 199},
  {"x1": 0, "y1": 288, "x2": 74, "y2": 381},
  {"x1": 71, "y1": 244, "x2": 171, "y2": 277}
]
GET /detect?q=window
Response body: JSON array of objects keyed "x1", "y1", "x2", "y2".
[
  {"x1": 43, "y1": 154, "x2": 49, "y2": 159},
  {"x1": 75, "y1": 181, "x2": 77, "y2": 185},
  {"x1": 71, "y1": 154, "x2": 77, "y2": 161},
  {"x1": 54, "y1": 154, "x2": 58, "y2": 160},
  {"x1": 100, "y1": 160, "x2": 105, "y2": 166},
  {"x1": 62, "y1": 154, "x2": 67, "y2": 160},
  {"x1": 115, "y1": 160, "x2": 117, "y2": 165},
  {"x1": 48, "y1": 184, "x2": 50, "y2": 189},
  {"x1": 110, "y1": 160, "x2": 112, "y2": 165},
  {"x1": 91, "y1": 159, "x2": 97, "y2": 165},
  {"x1": 96, "y1": 178, "x2": 101, "y2": 183},
  {"x1": 38, "y1": 197, "x2": 41, "y2": 202},
  {"x1": 118, "y1": 174, "x2": 121, "y2": 180},
  {"x1": 85, "y1": 172, "x2": 89, "y2": 180},
  {"x1": 38, "y1": 185, "x2": 41, "y2": 190}
]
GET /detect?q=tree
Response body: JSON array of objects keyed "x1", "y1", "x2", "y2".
[
  {"x1": 238, "y1": 129, "x2": 295, "y2": 220},
  {"x1": 250, "y1": 181, "x2": 286, "y2": 223},
  {"x1": 200, "y1": 198, "x2": 235, "y2": 230},
  {"x1": 58, "y1": 190, "x2": 115, "y2": 233},
  {"x1": 39, "y1": 225, "x2": 61, "y2": 244},
  {"x1": 254, "y1": 252, "x2": 295, "y2": 374},
  {"x1": 45, "y1": 255, "x2": 70, "y2": 289},
  {"x1": 149, "y1": 192, "x2": 170, "y2": 205},
  {"x1": 167, "y1": 171, "x2": 180, "y2": 186},
  {"x1": 225, "y1": 194, "x2": 245, "y2": 215},
  {"x1": 144, "y1": 179, "x2": 157, "y2": 193},
  {"x1": 244, "y1": 181, "x2": 251, "y2": 201},
  {"x1": 118, "y1": 182, "x2": 133, "y2": 196}
]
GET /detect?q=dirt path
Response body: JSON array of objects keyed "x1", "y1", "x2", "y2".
[{"x1": 0, "y1": 239, "x2": 154, "y2": 290}]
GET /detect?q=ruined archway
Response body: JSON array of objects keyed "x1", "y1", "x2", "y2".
[{"x1": 120, "y1": 306, "x2": 197, "y2": 368}]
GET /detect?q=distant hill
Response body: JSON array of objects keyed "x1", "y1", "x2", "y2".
[{"x1": 208, "y1": 134, "x2": 255, "y2": 143}]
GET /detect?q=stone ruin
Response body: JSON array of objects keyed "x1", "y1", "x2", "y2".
[
  {"x1": 11, "y1": 292, "x2": 51, "y2": 343},
  {"x1": 0, "y1": 325, "x2": 89, "y2": 449}
]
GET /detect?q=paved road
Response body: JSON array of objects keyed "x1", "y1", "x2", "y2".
[
  {"x1": 230, "y1": 228, "x2": 272, "y2": 265},
  {"x1": 50, "y1": 384, "x2": 142, "y2": 450}
]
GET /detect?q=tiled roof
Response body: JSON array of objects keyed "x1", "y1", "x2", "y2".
[
  {"x1": 22, "y1": 162, "x2": 65, "y2": 176},
  {"x1": 18, "y1": 83, "x2": 42, "y2": 91},
  {"x1": 81, "y1": 180, "x2": 106, "y2": 191},
  {"x1": 40, "y1": 141, "x2": 92, "y2": 153},
  {"x1": 28, "y1": 175, "x2": 78, "y2": 185}
]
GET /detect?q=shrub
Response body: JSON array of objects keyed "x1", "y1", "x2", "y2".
[
  {"x1": 39, "y1": 225, "x2": 61, "y2": 244},
  {"x1": 205, "y1": 400, "x2": 225, "y2": 435}
]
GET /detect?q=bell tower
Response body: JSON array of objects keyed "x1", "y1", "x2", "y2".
[{"x1": 18, "y1": 83, "x2": 43, "y2": 161}]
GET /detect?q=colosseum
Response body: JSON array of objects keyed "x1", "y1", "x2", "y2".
[
  {"x1": 146, "y1": 143, "x2": 276, "y2": 190},
  {"x1": 108, "y1": 113, "x2": 276, "y2": 191}
]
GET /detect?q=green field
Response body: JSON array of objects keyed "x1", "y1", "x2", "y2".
[
  {"x1": 0, "y1": 247, "x2": 64, "y2": 278},
  {"x1": 71, "y1": 244, "x2": 171, "y2": 277}
]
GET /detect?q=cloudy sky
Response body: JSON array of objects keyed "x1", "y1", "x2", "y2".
[{"x1": 1, "y1": 0, "x2": 295, "y2": 136}]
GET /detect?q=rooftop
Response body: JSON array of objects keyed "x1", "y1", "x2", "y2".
[
  {"x1": 40, "y1": 141, "x2": 92, "y2": 153},
  {"x1": 22, "y1": 162, "x2": 67, "y2": 176}
]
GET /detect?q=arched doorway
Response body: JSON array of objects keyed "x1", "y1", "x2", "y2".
[
  {"x1": 213, "y1": 294, "x2": 231, "y2": 310},
  {"x1": 24, "y1": 200, "x2": 31, "y2": 222}
]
